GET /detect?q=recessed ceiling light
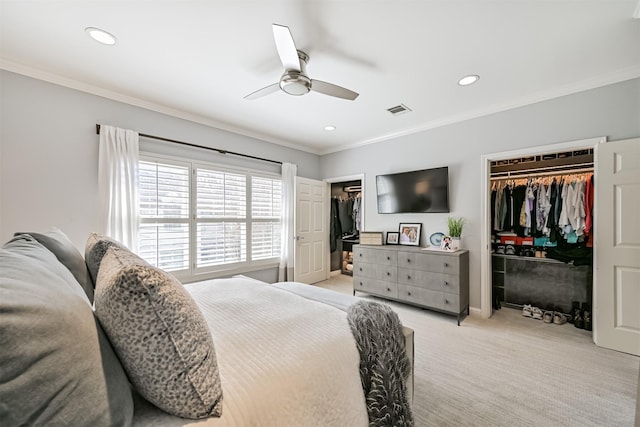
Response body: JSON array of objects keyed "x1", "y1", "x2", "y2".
[
  {"x1": 324, "y1": 125, "x2": 336, "y2": 131},
  {"x1": 85, "y1": 27, "x2": 117, "y2": 45},
  {"x1": 458, "y1": 75, "x2": 479, "y2": 86}
]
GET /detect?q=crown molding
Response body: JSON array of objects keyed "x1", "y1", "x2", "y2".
[
  {"x1": 0, "y1": 58, "x2": 322, "y2": 156},
  {"x1": 3, "y1": 58, "x2": 638, "y2": 158},
  {"x1": 318, "y1": 64, "x2": 640, "y2": 155}
]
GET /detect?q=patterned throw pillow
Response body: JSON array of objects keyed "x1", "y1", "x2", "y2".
[
  {"x1": 93, "y1": 244, "x2": 223, "y2": 419},
  {"x1": 85, "y1": 232, "x2": 128, "y2": 285}
]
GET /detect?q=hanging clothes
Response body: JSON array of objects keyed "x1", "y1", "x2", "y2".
[
  {"x1": 511, "y1": 185, "x2": 527, "y2": 236},
  {"x1": 353, "y1": 195, "x2": 361, "y2": 232},
  {"x1": 537, "y1": 183, "x2": 551, "y2": 236},
  {"x1": 338, "y1": 198, "x2": 354, "y2": 235},
  {"x1": 491, "y1": 171, "x2": 593, "y2": 246},
  {"x1": 330, "y1": 198, "x2": 341, "y2": 252},
  {"x1": 584, "y1": 174, "x2": 594, "y2": 247}
]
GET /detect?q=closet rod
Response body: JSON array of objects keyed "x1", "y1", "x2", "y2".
[
  {"x1": 95, "y1": 124, "x2": 282, "y2": 165},
  {"x1": 490, "y1": 162, "x2": 593, "y2": 179}
]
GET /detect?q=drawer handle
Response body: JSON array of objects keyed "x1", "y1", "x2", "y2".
[
  {"x1": 407, "y1": 259, "x2": 411, "y2": 263},
  {"x1": 359, "y1": 282, "x2": 363, "y2": 287},
  {"x1": 408, "y1": 291, "x2": 412, "y2": 296},
  {"x1": 359, "y1": 253, "x2": 362, "y2": 257},
  {"x1": 386, "y1": 287, "x2": 391, "y2": 292},
  {"x1": 387, "y1": 256, "x2": 390, "y2": 260},
  {"x1": 359, "y1": 267, "x2": 362, "y2": 271},
  {"x1": 407, "y1": 275, "x2": 411, "y2": 280},
  {"x1": 444, "y1": 299, "x2": 450, "y2": 304},
  {"x1": 387, "y1": 272, "x2": 390, "y2": 276},
  {"x1": 444, "y1": 281, "x2": 449, "y2": 286},
  {"x1": 443, "y1": 262, "x2": 449, "y2": 267}
]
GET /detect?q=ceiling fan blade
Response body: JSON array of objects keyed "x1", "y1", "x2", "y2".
[
  {"x1": 310, "y1": 80, "x2": 359, "y2": 100},
  {"x1": 244, "y1": 83, "x2": 280, "y2": 100},
  {"x1": 272, "y1": 24, "x2": 301, "y2": 72}
]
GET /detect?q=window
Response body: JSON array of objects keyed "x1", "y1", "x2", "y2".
[{"x1": 138, "y1": 155, "x2": 282, "y2": 278}]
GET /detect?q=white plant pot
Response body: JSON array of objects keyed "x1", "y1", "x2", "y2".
[{"x1": 451, "y1": 237, "x2": 461, "y2": 250}]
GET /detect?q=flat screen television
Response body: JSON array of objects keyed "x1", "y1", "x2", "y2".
[{"x1": 376, "y1": 166, "x2": 450, "y2": 213}]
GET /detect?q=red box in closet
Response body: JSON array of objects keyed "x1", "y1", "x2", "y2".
[
  {"x1": 517, "y1": 237, "x2": 534, "y2": 246},
  {"x1": 500, "y1": 236, "x2": 517, "y2": 245}
]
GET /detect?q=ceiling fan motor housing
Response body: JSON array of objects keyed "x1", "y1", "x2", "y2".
[
  {"x1": 279, "y1": 50, "x2": 311, "y2": 96},
  {"x1": 280, "y1": 72, "x2": 311, "y2": 95}
]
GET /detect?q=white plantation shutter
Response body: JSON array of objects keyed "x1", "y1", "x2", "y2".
[
  {"x1": 196, "y1": 168, "x2": 247, "y2": 267},
  {"x1": 252, "y1": 177, "x2": 282, "y2": 260},
  {"x1": 138, "y1": 160, "x2": 190, "y2": 271},
  {"x1": 196, "y1": 169, "x2": 246, "y2": 218},
  {"x1": 138, "y1": 155, "x2": 282, "y2": 278}
]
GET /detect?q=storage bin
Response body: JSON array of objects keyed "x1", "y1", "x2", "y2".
[
  {"x1": 534, "y1": 236, "x2": 557, "y2": 247},
  {"x1": 500, "y1": 236, "x2": 517, "y2": 245},
  {"x1": 517, "y1": 237, "x2": 534, "y2": 246}
]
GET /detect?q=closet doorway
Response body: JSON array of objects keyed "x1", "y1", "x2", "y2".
[
  {"x1": 480, "y1": 137, "x2": 605, "y2": 320},
  {"x1": 325, "y1": 174, "x2": 365, "y2": 277}
]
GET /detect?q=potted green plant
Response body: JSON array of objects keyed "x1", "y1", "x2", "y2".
[{"x1": 447, "y1": 216, "x2": 465, "y2": 250}]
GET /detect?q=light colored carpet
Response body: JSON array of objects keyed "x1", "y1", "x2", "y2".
[{"x1": 315, "y1": 275, "x2": 639, "y2": 427}]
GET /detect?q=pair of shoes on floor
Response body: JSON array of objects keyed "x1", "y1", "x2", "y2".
[
  {"x1": 571, "y1": 301, "x2": 593, "y2": 331},
  {"x1": 544, "y1": 311, "x2": 567, "y2": 325},
  {"x1": 522, "y1": 304, "x2": 543, "y2": 320}
]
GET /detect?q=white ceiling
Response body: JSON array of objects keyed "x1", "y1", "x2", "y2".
[{"x1": 1, "y1": 1, "x2": 639, "y2": 155}]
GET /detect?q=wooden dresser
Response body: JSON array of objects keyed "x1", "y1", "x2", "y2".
[{"x1": 352, "y1": 245, "x2": 470, "y2": 325}]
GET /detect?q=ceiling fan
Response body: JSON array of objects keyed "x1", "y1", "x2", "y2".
[{"x1": 244, "y1": 24, "x2": 359, "y2": 101}]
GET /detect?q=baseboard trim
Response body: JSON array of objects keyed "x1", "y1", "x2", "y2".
[
  {"x1": 469, "y1": 306, "x2": 482, "y2": 317},
  {"x1": 330, "y1": 269, "x2": 342, "y2": 277}
]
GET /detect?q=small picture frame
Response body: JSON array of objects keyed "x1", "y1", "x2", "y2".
[
  {"x1": 398, "y1": 223, "x2": 422, "y2": 246},
  {"x1": 386, "y1": 232, "x2": 399, "y2": 245},
  {"x1": 440, "y1": 235, "x2": 454, "y2": 251}
]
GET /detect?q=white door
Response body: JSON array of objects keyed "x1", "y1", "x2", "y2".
[
  {"x1": 594, "y1": 137, "x2": 640, "y2": 356},
  {"x1": 294, "y1": 177, "x2": 328, "y2": 284}
]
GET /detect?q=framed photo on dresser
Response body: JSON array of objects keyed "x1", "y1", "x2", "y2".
[
  {"x1": 386, "y1": 232, "x2": 399, "y2": 245},
  {"x1": 398, "y1": 223, "x2": 421, "y2": 246}
]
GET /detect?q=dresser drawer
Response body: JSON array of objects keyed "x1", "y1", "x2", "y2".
[
  {"x1": 397, "y1": 251, "x2": 460, "y2": 274},
  {"x1": 353, "y1": 261, "x2": 397, "y2": 281},
  {"x1": 397, "y1": 285, "x2": 460, "y2": 313},
  {"x1": 354, "y1": 246, "x2": 397, "y2": 266},
  {"x1": 397, "y1": 268, "x2": 460, "y2": 293},
  {"x1": 353, "y1": 276, "x2": 398, "y2": 299}
]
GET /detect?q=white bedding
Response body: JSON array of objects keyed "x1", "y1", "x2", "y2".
[{"x1": 132, "y1": 277, "x2": 368, "y2": 427}]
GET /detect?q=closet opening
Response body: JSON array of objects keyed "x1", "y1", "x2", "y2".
[
  {"x1": 328, "y1": 179, "x2": 362, "y2": 277},
  {"x1": 489, "y1": 147, "x2": 595, "y2": 330}
]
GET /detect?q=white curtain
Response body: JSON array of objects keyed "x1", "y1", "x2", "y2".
[
  {"x1": 278, "y1": 162, "x2": 297, "y2": 281},
  {"x1": 98, "y1": 125, "x2": 140, "y2": 251}
]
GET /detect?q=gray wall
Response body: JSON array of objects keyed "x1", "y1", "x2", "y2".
[
  {"x1": 320, "y1": 78, "x2": 640, "y2": 310},
  {"x1": 2, "y1": 70, "x2": 639, "y2": 297},
  {"x1": 0, "y1": 70, "x2": 321, "y2": 273}
]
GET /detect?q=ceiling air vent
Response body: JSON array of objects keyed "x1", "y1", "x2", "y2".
[{"x1": 387, "y1": 104, "x2": 412, "y2": 116}]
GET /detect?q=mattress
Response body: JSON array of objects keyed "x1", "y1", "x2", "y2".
[{"x1": 132, "y1": 276, "x2": 368, "y2": 427}]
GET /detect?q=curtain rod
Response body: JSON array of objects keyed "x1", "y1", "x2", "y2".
[{"x1": 96, "y1": 124, "x2": 282, "y2": 166}]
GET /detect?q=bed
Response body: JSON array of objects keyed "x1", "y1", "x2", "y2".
[{"x1": 0, "y1": 231, "x2": 414, "y2": 427}]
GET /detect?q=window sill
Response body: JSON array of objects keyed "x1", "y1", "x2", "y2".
[{"x1": 177, "y1": 261, "x2": 280, "y2": 284}]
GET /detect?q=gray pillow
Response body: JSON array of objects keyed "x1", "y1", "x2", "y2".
[
  {"x1": 94, "y1": 245, "x2": 223, "y2": 419},
  {"x1": 14, "y1": 228, "x2": 94, "y2": 302},
  {"x1": 85, "y1": 231, "x2": 128, "y2": 285},
  {"x1": 0, "y1": 235, "x2": 133, "y2": 426}
]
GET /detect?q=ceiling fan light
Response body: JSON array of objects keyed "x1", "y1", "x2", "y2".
[
  {"x1": 279, "y1": 73, "x2": 311, "y2": 96},
  {"x1": 458, "y1": 74, "x2": 479, "y2": 86},
  {"x1": 324, "y1": 125, "x2": 336, "y2": 131},
  {"x1": 85, "y1": 27, "x2": 117, "y2": 45}
]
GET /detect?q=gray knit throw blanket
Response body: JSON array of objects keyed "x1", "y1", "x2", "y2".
[{"x1": 347, "y1": 301, "x2": 414, "y2": 427}]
